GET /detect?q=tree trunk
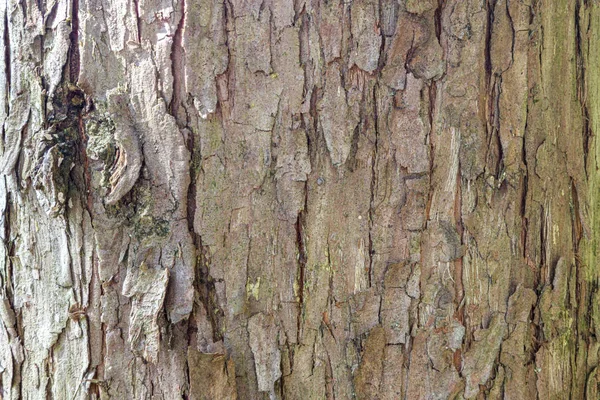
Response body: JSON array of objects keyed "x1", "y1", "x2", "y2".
[{"x1": 0, "y1": 0, "x2": 599, "y2": 398}]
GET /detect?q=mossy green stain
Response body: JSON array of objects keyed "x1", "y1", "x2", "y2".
[{"x1": 133, "y1": 215, "x2": 170, "y2": 239}]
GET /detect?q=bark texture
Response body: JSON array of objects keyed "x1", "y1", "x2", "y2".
[{"x1": 0, "y1": 0, "x2": 599, "y2": 398}]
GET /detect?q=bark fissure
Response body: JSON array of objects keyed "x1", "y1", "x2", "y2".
[
  {"x1": 295, "y1": 188, "x2": 307, "y2": 343},
  {"x1": 68, "y1": 0, "x2": 79, "y2": 83},
  {"x1": 575, "y1": 0, "x2": 591, "y2": 170},
  {"x1": 133, "y1": 0, "x2": 141, "y2": 42},
  {"x1": 3, "y1": 11, "x2": 9, "y2": 109},
  {"x1": 368, "y1": 84, "x2": 378, "y2": 288},
  {"x1": 169, "y1": 0, "x2": 185, "y2": 118}
]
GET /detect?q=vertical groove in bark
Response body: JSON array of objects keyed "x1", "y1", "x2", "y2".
[
  {"x1": 2, "y1": 12, "x2": 9, "y2": 106},
  {"x1": 295, "y1": 191, "x2": 306, "y2": 343},
  {"x1": 169, "y1": 0, "x2": 185, "y2": 119},
  {"x1": 367, "y1": 84, "x2": 378, "y2": 289},
  {"x1": 68, "y1": 0, "x2": 80, "y2": 83}
]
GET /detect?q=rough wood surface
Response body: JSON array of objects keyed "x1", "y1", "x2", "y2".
[{"x1": 0, "y1": 0, "x2": 599, "y2": 398}]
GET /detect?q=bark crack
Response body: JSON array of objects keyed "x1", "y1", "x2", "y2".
[
  {"x1": 169, "y1": 0, "x2": 185, "y2": 119},
  {"x1": 133, "y1": 0, "x2": 142, "y2": 42},
  {"x1": 368, "y1": 84, "x2": 379, "y2": 288},
  {"x1": 295, "y1": 188, "x2": 307, "y2": 343},
  {"x1": 575, "y1": 0, "x2": 591, "y2": 171},
  {"x1": 3, "y1": 10, "x2": 10, "y2": 111},
  {"x1": 68, "y1": 0, "x2": 80, "y2": 83}
]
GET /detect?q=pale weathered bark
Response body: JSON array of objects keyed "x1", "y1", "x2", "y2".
[{"x1": 0, "y1": 0, "x2": 599, "y2": 398}]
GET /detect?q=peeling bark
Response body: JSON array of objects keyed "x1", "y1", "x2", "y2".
[{"x1": 1, "y1": 0, "x2": 600, "y2": 399}]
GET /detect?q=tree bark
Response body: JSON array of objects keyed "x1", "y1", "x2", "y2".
[{"x1": 0, "y1": 0, "x2": 599, "y2": 398}]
